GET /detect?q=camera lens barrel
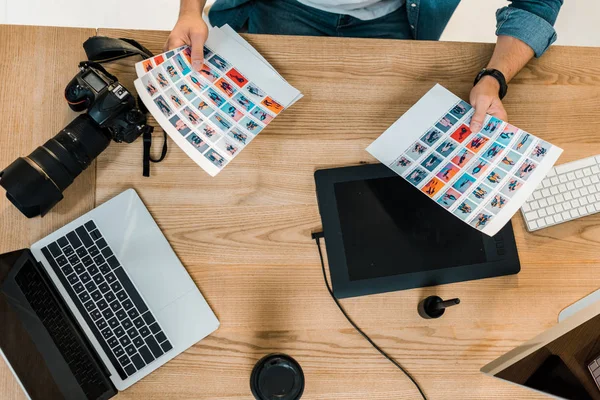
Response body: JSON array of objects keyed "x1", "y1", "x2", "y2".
[{"x1": 0, "y1": 114, "x2": 110, "y2": 218}]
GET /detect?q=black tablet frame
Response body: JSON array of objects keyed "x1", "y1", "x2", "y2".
[{"x1": 314, "y1": 164, "x2": 521, "y2": 299}]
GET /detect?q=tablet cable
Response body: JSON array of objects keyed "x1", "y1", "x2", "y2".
[{"x1": 311, "y1": 231, "x2": 427, "y2": 400}]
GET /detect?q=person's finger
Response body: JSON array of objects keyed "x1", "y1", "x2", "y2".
[
  {"x1": 470, "y1": 97, "x2": 492, "y2": 133},
  {"x1": 488, "y1": 100, "x2": 508, "y2": 122},
  {"x1": 190, "y1": 30, "x2": 206, "y2": 71},
  {"x1": 164, "y1": 35, "x2": 186, "y2": 52}
]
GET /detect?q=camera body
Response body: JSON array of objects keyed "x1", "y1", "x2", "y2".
[
  {"x1": 65, "y1": 62, "x2": 147, "y2": 143},
  {"x1": 0, "y1": 62, "x2": 150, "y2": 218}
]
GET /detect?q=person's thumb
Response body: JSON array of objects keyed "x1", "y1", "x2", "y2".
[
  {"x1": 470, "y1": 98, "x2": 490, "y2": 133},
  {"x1": 190, "y1": 31, "x2": 206, "y2": 71}
]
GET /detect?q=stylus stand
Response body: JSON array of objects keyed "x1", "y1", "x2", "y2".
[{"x1": 418, "y1": 296, "x2": 460, "y2": 319}]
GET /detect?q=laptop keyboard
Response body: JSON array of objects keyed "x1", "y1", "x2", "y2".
[
  {"x1": 15, "y1": 260, "x2": 112, "y2": 400},
  {"x1": 41, "y1": 220, "x2": 173, "y2": 380}
]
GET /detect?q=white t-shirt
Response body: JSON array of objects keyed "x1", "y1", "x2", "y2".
[{"x1": 296, "y1": 0, "x2": 404, "y2": 21}]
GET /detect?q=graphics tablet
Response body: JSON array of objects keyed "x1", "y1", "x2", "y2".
[{"x1": 314, "y1": 164, "x2": 520, "y2": 299}]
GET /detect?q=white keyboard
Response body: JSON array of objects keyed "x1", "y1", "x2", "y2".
[{"x1": 521, "y1": 155, "x2": 600, "y2": 231}]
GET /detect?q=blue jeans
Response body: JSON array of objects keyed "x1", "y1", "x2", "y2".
[{"x1": 209, "y1": 0, "x2": 413, "y2": 40}]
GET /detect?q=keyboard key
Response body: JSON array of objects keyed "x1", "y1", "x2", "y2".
[
  {"x1": 556, "y1": 194, "x2": 565, "y2": 203},
  {"x1": 80, "y1": 272, "x2": 91, "y2": 283},
  {"x1": 542, "y1": 180, "x2": 550, "y2": 188},
  {"x1": 79, "y1": 291, "x2": 91, "y2": 303},
  {"x1": 139, "y1": 345, "x2": 155, "y2": 364},
  {"x1": 110, "y1": 339, "x2": 121, "y2": 350},
  {"x1": 48, "y1": 243, "x2": 61, "y2": 257},
  {"x1": 99, "y1": 282, "x2": 110, "y2": 293},
  {"x1": 84, "y1": 221, "x2": 97, "y2": 231},
  {"x1": 118, "y1": 354, "x2": 130, "y2": 366},
  {"x1": 102, "y1": 308, "x2": 115, "y2": 320},
  {"x1": 93, "y1": 255, "x2": 105, "y2": 266},
  {"x1": 160, "y1": 341, "x2": 173, "y2": 353},
  {"x1": 539, "y1": 199, "x2": 548, "y2": 208},
  {"x1": 575, "y1": 180, "x2": 584, "y2": 188},
  {"x1": 571, "y1": 209, "x2": 580, "y2": 218},
  {"x1": 122, "y1": 299, "x2": 134, "y2": 310},
  {"x1": 62, "y1": 265, "x2": 74, "y2": 276},
  {"x1": 131, "y1": 354, "x2": 145, "y2": 369},
  {"x1": 149, "y1": 322, "x2": 160, "y2": 334},
  {"x1": 530, "y1": 200, "x2": 540, "y2": 210},
  {"x1": 119, "y1": 335, "x2": 132, "y2": 347},
  {"x1": 545, "y1": 216, "x2": 554, "y2": 225},
  {"x1": 155, "y1": 332, "x2": 167, "y2": 344},
  {"x1": 596, "y1": 203, "x2": 600, "y2": 212},
  {"x1": 81, "y1": 256, "x2": 93, "y2": 267},
  {"x1": 111, "y1": 281, "x2": 123, "y2": 292},
  {"x1": 105, "y1": 272, "x2": 116, "y2": 284},
  {"x1": 90, "y1": 309, "x2": 102, "y2": 321},
  {"x1": 558, "y1": 184, "x2": 567, "y2": 192},
  {"x1": 142, "y1": 312, "x2": 155, "y2": 325},
  {"x1": 116, "y1": 309, "x2": 127, "y2": 320},
  {"x1": 133, "y1": 336, "x2": 145, "y2": 348},
  {"x1": 85, "y1": 281, "x2": 96, "y2": 292},
  {"x1": 110, "y1": 300, "x2": 121, "y2": 312},
  {"x1": 566, "y1": 181, "x2": 575, "y2": 190},
  {"x1": 67, "y1": 254, "x2": 79, "y2": 265},
  {"x1": 550, "y1": 187, "x2": 559, "y2": 195},
  {"x1": 97, "y1": 319, "x2": 108, "y2": 330},
  {"x1": 114, "y1": 326, "x2": 126, "y2": 337},
  {"x1": 528, "y1": 219, "x2": 538, "y2": 230},
  {"x1": 127, "y1": 327, "x2": 139, "y2": 339},
  {"x1": 57, "y1": 237, "x2": 69, "y2": 247},
  {"x1": 75, "y1": 226, "x2": 93, "y2": 247},
  {"x1": 559, "y1": 174, "x2": 568, "y2": 183},
  {"x1": 533, "y1": 191, "x2": 542, "y2": 200},
  {"x1": 56, "y1": 256, "x2": 68, "y2": 267},
  {"x1": 101, "y1": 247, "x2": 114, "y2": 259},
  {"x1": 550, "y1": 177, "x2": 560, "y2": 185},
  {"x1": 74, "y1": 264, "x2": 85, "y2": 274},
  {"x1": 593, "y1": 176, "x2": 600, "y2": 184},
  {"x1": 67, "y1": 274, "x2": 79, "y2": 285},
  {"x1": 572, "y1": 199, "x2": 581, "y2": 208},
  {"x1": 139, "y1": 326, "x2": 151, "y2": 337},
  {"x1": 100, "y1": 326, "x2": 112, "y2": 339},
  {"x1": 145, "y1": 335, "x2": 163, "y2": 358},
  {"x1": 97, "y1": 299, "x2": 109, "y2": 310},
  {"x1": 108, "y1": 317, "x2": 119, "y2": 329},
  {"x1": 554, "y1": 214, "x2": 563, "y2": 223},
  {"x1": 581, "y1": 197, "x2": 589, "y2": 206},
  {"x1": 88, "y1": 246, "x2": 100, "y2": 257},
  {"x1": 66, "y1": 231, "x2": 82, "y2": 248},
  {"x1": 522, "y1": 203, "x2": 531, "y2": 212},
  {"x1": 562, "y1": 211, "x2": 571, "y2": 220},
  {"x1": 576, "y1": 170, "x2": 585, "y2": 179},
  {"x1": 122, "y1": 319, "x2": 133, "y2": 330},
  {"x1": 124, "y1": 364, "x2": 136, "y2": 376},
  {"x1": 90, "y1": 290, "x2": 102, "y2": 302},
  {"x1": 63, "y1": 246, "x2": 74, "y2": 257},
  {"x1": 587, "y1": 205, "x2": 596, "y2": 213},
  {"x1": 99, "y1": 263, "x2": 111, "y2": 274},
  {"x1": 114, "y1": 267, "x2": 149, "y2": 314},
  {"x1": 584, "y1": 168, "x2": 593, "y2": 176},
  {"x1": 87, "y1": 263, "x2": 99, "y2": 275},
  {"x1": 547, "y1": 197, "x2": 556, "y2": 206},
  {"x1": 127, "y1": 308, "x2": 140, "y2": 320},
  {"x1": 93, "y1": 274, "x2": 104, "y2": 285},
  {"x1": 541, "y1": 189, "x2": 550, "y2": 197},
  {"x1": 90, "y1": 230, "x2": 102, "y2": 240},
  {"x1": 84, "y1": 300, "x2": 96, "y2": 312},
  {"x1": 583, "y1": 177, "x2": 592, "y2": 186},
  {"x1": 106, "y1": 256, "x2": 120, "y2": 269},
  {"x1": 555, "y1": 204, "x2": 564, "y2": 213},
  {"x1": 525, "y1": 211, "x2": 538, "y2": 221},
  {"x1": 76, "y1": 247, "x2": 87, "y2": 258},
  {"x1": 579, "y1": 207, "x2": 588, "y2": 215},
  {"x1": 73, "y1": 282, "x2": 84, "y2": 293},
  {"x1": 564, "y1": 192, "x2": 573, "y2": 201},
  {"x1": 582, "y1": 187, "x2": 590, "y2": 196},
  {"x1": 125, "y1": 344, "x2": 136, "y2": 356},
  {"x1": 96, "y1": 238, "x2": 108, "y2": 249},
  {"x1": 133, "y1": 317, "x2": 145, "y2": 329},
  {"x1": 105, "y1": 291, "x2": 116, "y2": 303},
  {"x1": 116, "y1": 290, "x2": 128, "y2": 302},
  {"x1": 538, "y1": 209, "x2": 547, "y2": 218}
]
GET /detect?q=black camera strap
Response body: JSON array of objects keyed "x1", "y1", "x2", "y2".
[{"x1": 82, "y1": 36, "x2": 168, "y2": 177}]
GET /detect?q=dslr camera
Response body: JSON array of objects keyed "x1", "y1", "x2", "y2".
[{"x1": 0, "y1": 62, "x2": 151, "y2": 218}]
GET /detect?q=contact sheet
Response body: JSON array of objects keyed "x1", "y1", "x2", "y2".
[
  {"x1": 134, "y1": 25, "x2": 302, "y2": 176},
  {"x1": 367, "y1": 84, "x2": 563, "y2": 236}
]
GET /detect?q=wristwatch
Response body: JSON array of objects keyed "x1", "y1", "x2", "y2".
[{"x1": 474, "y1": 68, "x2": 508, "y2": 100}]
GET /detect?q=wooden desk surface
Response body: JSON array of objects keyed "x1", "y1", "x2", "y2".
[{"x1": 3, "y1": 24, "x2": 600, "y2": 399}]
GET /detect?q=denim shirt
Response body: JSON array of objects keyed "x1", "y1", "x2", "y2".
[{"x1": 210, "y1": 0, "x2": 563, "y2": 57}]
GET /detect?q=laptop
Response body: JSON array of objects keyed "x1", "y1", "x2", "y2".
[{"x1": 0, "y1": 189, "x2": 219, "y2": 399}]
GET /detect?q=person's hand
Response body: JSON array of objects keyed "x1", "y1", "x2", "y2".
[
  {"x1": 469, "y1": 76, "x2": 508, "y2": 133},
  {"x1": 164, "y1": 11, "x2": 208, "y2": 71}
]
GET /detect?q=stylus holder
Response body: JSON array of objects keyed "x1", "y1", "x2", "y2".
[{"x1": 418, "y1": 296, "x2": 460, "y2": 319}]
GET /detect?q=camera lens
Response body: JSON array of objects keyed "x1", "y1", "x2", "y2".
[{"x1": 0, "y1": 114, "x2": 110, "y2": 217}]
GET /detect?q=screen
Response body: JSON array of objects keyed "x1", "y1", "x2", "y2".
[
  {"x1": 493, "y1": 313, "x2": 600, "y2": 400},
  {"x1": 0, "y1": 252, "x2": 64, "y2": 400},
  {"x1": 82, "y1": 70, "x2": 107, "y2": 93},
  {"x1": 334, "y1": 176, "x2": 487, "y2": 281}
]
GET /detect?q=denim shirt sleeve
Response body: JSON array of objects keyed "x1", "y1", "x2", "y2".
[{"x1": 496, "y1": 1, "x2": 563, "y2": 58}]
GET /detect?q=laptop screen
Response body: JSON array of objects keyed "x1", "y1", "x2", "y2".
[{"x1": 0, "y1": 251, "x2": 64, "y2": 400}]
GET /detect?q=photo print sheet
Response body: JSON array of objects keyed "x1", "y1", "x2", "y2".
[
  {"x1": 366, "y1": 84, "x2": 563, "y2": 236},
  {"x1": 134, "y1": 25, "x2": 302, "y2": 176}
]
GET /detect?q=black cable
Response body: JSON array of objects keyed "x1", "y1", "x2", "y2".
[{"x1": 312, "y1": 233, "x2": 428, "y2": 400}]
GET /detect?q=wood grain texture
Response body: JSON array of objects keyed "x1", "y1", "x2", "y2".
[
  {"x1": 3, "y1": 24, "x2": 600, "y2": 399},
  {"x1": 0, "y1": 25, "x2": 97, "y2": 399}
]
